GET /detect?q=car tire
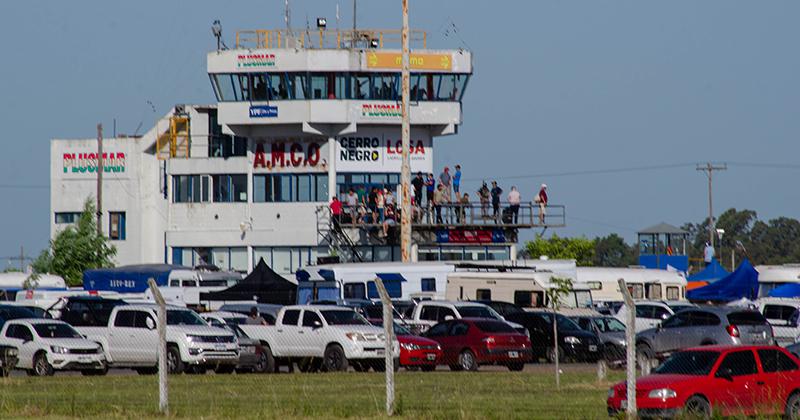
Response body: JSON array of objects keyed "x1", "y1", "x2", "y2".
[
  {"x1": 636, "y1": 343, "x2": 654, "y2": 368},
  {"x1": 684, "y1": 395, "x2": 711, "y2": 419},
  {"x1": 252, "y1": 350, "x2": 270, "y2": 374},
  {"x1": 785, "y1": 392, "x2": 800, "y2": 420},
  {"x1": 214, "y1": 365, "x2": 236, "y2": 374},
  {"x1": 136, "y1": 367, "x2": 158, "y2": 375},
  {"x1": 458, "y1": 349, "x2": 479, "y2": 372},
  {"x1": 421, "y1": 365, "x2": 436, "y2": 372},
  {"x1": 166, "y1": 345, "x2": 185, "y2": 374},
  {"x1": 545, "y1": 346, "x2": 564, "y2": 364},
  {"x1": 33, "y1": 353, "x2": 54, "y2": 377},
  {"x1": 323, "y1": 345, "x2": 349, "y2": 372},
  {"x1": 507, "y1": 362, "x2": 525, "y2": 372}
]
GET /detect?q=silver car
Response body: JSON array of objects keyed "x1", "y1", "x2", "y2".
[
  {"x1": 572, "y1": 316, "x2": 627, "y2": 363},
  {"x1": 635, "y1": 307, "x2": 773, "y2": 362}
]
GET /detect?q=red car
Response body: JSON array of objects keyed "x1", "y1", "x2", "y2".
[
  {"x1": 396, "y1": 323, "x2": 442, "y2": 371},
  {"x1": 423, "y1": 318, "x2": 532, "y2": 371},
  {"x1": 607, "y1": 345, "x2": 800, "y2": 418}
]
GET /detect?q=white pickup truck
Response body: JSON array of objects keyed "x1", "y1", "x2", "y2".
[
  {"x1": 239, "y1": 305, "x2": 399, "y2": 373},
  {"x1": 403, "y1": 300, "x2": 527, "y2": 335},
  {"x1": 75, "y1": 304, "x2": 239, "y2": 374}
]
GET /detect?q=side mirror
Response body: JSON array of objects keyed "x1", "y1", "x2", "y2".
[
  {"x1": 444, "y1": 315, "x2": 454, "y2": 321},
  {"x1": 145, "y1": 317, "x2": 156, "y2": 330},
  {"x1": 312, "y1": 320, "x2": 323, "y2": 329}
]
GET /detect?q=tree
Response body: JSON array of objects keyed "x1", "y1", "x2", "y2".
[
  {"x1": 525, "y1": 235, "x2": 595, "y2": 266},
  {"x1": 32, "y1": 199, "x2": 116, "y2": 286},
  {"x1": 546, "y1": 277, "x2": 573, "y2": 391},
  {"x1": 593, "y1": 234, "x2": 637, "y2": 267}
]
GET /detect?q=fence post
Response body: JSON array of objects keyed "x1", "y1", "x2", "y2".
[
  {"x1": 617, "y1": 278, "x2": 636, "y2": 418},
  {"x1": 147, "y1": 278, "x2": 168, "y2": 416},
  {"x1": 374, "y1": 278, "x2": 395, "y2": 416}
]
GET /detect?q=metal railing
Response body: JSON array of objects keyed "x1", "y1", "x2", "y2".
[
  {"x1": 331, "y1": 202, "x2": 566, "y2": 229},
  {"x1": 235, "y1": 29, "x2": 427, "y2": 50}
]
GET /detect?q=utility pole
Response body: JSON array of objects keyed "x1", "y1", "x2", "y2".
[
  {"x1": 696, "y1": 162, "x2": 726, "y2": 249},
  {"x1": 96, "y1": 124, "x2": 104, "y2": 236},
  {"x1": 399, "y1": 0, "x2": 411, "y2": 262},
  {"x1": 19, "y1": 246, "x2": 24, "y2": 272}
]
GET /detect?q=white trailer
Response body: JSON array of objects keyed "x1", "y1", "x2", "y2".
[
  {"x1": 756, "y1": 264, "x2": 800, "y2": 298},
  {"x1": 575, "y1": 266, "x2": 687, "y2": 303}
]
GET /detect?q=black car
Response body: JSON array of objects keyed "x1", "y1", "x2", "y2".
[
  {"x1": 474, "y1": 300, "x2": 526, "y2": 318},
  {"x1": 505, "y1": 311, "x2": 600, "y2": 363},
  {"x1": 0, "y1": 304, "x2": 37, "y2": 327},
  {"x1": 56, "y1": 296, "x2": 128, "y2": 327}
]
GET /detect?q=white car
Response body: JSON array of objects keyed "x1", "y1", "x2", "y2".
[
  {"x1": 0, "y1": 319, "x2": 106, "y2": 376},
  {"x1": 405, "y1": 300, "x2": 527, "y2": 335},
  {"x1": 614, "y1": 301, "x2": 675, "y2": 333},
  {"x1": 757, "y1": 298, "x2": 800, "y2": 346}
]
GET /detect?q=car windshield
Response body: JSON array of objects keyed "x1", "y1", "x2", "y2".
[
  {"x1": 458, "y1": 306, "x2": 500, "y2": 319},
  {"x1": 394, "y1": 322, "x2": 412, "y2": 335},
  {"x1": 654, "y1": 351, "x2": 720, "y2": 376},
  {"x1": 223, "y1": 317, "x2": 245, "y2": 325},
  {"x1": 595, "y1": 318, "x2": 626, "y2": 333},
  {"x1": 538, "y1": 313, "x2": 582, "y2": 331},
  {"x1": 475, "y1": 321, "x2": 516, "y2": 333},
  {"x1": 166, "y1": 310, "x2": 206, "y2": 326},
  {"x1": 33, "y1": 323, "x2": 82, "y2": 339},
  {"x1": 320, "y1": 310, "x2": 370, "y2": 326},
  {"x1": 727, "y1": 311, "x2": 768, "y2": 326}
]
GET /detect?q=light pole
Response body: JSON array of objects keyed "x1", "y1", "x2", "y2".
[{"x1": 716, "y1": 228, "x2": 725, "y2": 269}]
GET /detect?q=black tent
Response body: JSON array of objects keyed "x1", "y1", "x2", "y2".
[{"x1": 200, "y1": 259, "x2": 297, "y2": 305}]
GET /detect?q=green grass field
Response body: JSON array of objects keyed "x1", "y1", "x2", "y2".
[{"x1": 0, "y1": 370, "x2": 623, "y2": 419}]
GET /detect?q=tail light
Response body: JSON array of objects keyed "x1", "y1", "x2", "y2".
[{"x1": 726, "y1": 325, "x2": 740, "y2": 338}]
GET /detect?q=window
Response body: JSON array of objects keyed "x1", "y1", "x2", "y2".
[
  {"x1": 449, "y1": 322, "x2": 469, "y2": 336},
  {"x1": 653, "y1": 306, "x2": 672, "y2": 320},
  {"x1": 763, "y1": 305, "x2": 798, "y2": 326},
  {"x1": 475, "y1": 289, "x2": 492, "y2": 300},
  {"x1": 646, "y1": 284, "x2": 662, "y2": 300},
  {"x1": 208, "y1": 109, "x2": 247, "y2": 158},
  {"x1": 437, "y1": 307, "x2": 456, "y2": 322},
  {"x1": 426, "y1": 322, "x2": 449, "y2": 337},
  {"x1": 109, "y1": 212, "x2": 126, "y2": 240},
  {"x1": 585, "y1": 281, "x2": 602, "y2": 291},
  {"x1": 281, "y1": 310, "x2": 301, "y2": 326},
  {"x1": 628, "y1": 283, "x2": 644, "y2": 299},
  {"x1": 661, "y1": 312, "x2": 690, "y2": 329},
  {"x1": 757, "y1": 349, "x2": 798, "y2": 373},
  {"x1": 688, "y1": 311, "x2": 721, "y2": 326},
  {"x1": 666, "y1": 286, "x2": 680, "y2": 301},
  {"x1": 8, "y1": 325, "x2": 33, "y2": 341},
  {"x1": 343, "y1": 283, "x2": 366, "y2": 300},
  {"x1": 302, "y1": 311, "x2": 322, "y2": 327},
  {"x1": 419, "y1": 306, "x2": 439, "y2": 321},
  {"x1": 254, "y1": 174, "x2": 328, "y2": 202},
  {"x1": 133, "y1": 312, "x2": 155, "y2": 329},
  {"x1": 715, "y1": 350, "x2": 758, "y2": 377},
  {"x1": 55, "y1": 212, "x2": 81, "y2": 224},
  {"x1": 421, "y1": 278, "x2": 436, "y2": 292},
  {"x1": 114, "y1": 311, "x2": 136, "y2": 327},
  {"x1": 514, "y1": 290, "x2": 544, "y2": 308},
  {"x1": 727, "y1": 311, "x2": 768, "y2": 326},
  {"x1": 212, "y1": 174, "x2": 247, "y2": 202},
  {"x1": 173, "y1": 175, "x2": 209, "y2": 203}
]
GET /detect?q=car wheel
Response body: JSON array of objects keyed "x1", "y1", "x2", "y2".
[
  {"x1": 785, "y1": 392, "x2": 800, "y2": 420},
  {"x1": 684, "y1": 395, "x2": 711, "y2": 419},
  {"x1": 252, "y1": 350, "x2": 270, "y2": 374},
  {"x1": 458, "y1": 349, "x2": 478, "y2": 372},
  {"x1": 421, "y1": 365, "x2": 436, "y2": 372},
  {"x1": 507, "y1": 362, "x2": 525, "y2": 372},
  {"x1": 636, "y1": 343, "x2": 654, "y2": 368},
  {"x1": 545, "y1": 346, "x2": 564, "y2": 364},
  {"x1": 33, "y1": 353, "x2": 54, "y2": 377},
  {"x1": 323, "y1": 345, "x2": 349, "y2": 372},
  {"x1": 166, "y1": 345, "x2": 184, "y2": 374}
]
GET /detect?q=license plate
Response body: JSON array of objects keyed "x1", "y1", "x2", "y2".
[
  {"x1": 508, "y1": 351, "x2": 519, "y2": 358},
  {"x1": 426, "y1": 353, "x2": 436, "y2": 361},
  {"x1": 78, "y1": 356, "x2": 91, "y2": 361},
  {"x1": 621, "y1": 400, "x2": 627, "y2": 409},
  {"x1": 214, "y1": 344, "x2": 225, "y2": 351},
  {"x1": 589, "y1": 345, "x2": 598, "y2": 352}
]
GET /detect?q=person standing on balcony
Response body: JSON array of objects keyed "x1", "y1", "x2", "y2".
[
  {"x1": 490, "y1": 181, "x2": 503, "y2": 223},
  {"x1": 368, "y1": 187, "x2": 378, "y2": 223},
  {"x1": 458, "y1": 193, "x2": 470, "y2": 224},
  {"x1": 536, "y1": 184, "x2": 548, "y2": 224},
  {"x1": 434, "y1": 184, "x2": 446, "y2": 224},
  {"x1": 376, "y1": 189, "x2": 386, "y2": 224},
  {"x1": 478, "y1": 182, "x2": 490, "y2": 218},
  {"x1": 508, "y1": 186, "x2": 521, "y2": 224},
  {"x1": 439, "y1": 166, "x2": 452, "y2": 200},
  {"x1": 453, "y1": 165, "x2": 462, "y2": 200},
  {"x1": 330, "y1": 196, "x2": 343, "y2": 231},
  {"x1": 346, "y1": 188, "x2": 358, "y2": 223},
  {"x1": 411, "y1": 172, "x2": 425, "y2": 208},
  {"x1": 426, "y1": 173, "x2": 436, "y2": 221}
]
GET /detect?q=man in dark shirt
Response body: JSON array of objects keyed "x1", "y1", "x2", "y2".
[
  {"x1": 490, "y1": 181, "x2": 503, "y2": 222},
  {"x1": 411, "y1": 172, "x2": 425, "y2": 207},
  {"x1": 368, "y1": 187, "x2": 378, "y2": 223}
]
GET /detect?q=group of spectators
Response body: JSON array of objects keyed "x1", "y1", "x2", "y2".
[{"x1": 329, "y1": 164, "x2": 550, "y2": 232}]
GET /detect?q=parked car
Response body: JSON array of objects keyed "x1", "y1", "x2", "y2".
[
  {"x1": 0, "y1": 305, "x2": 37, "y2": 327},
  {"x1": 406, "y1": 300, "x2": 526, "y2": 335},
  {"x1": 0, "y1": 319, "x2": 106, "y2": 376},
  {"x1": 200, "y1": 311, "x2": 268, "y2": 373},
  {"x1": 423, "y1": 318, "x2": 532, "y2": 371},
  {"x1": 635, "y1": 307, "x2": 774, "y2": 363},
  {"x1": 571, "y1": 315, "x2": 627, "y2": 363},
  {"x1": 369, "y1": 320, "x2": 441, "y2": 371},
  {"x1": 788, "y1": 341, "x2": 800, "y2": 359},
  {"x1": 218, "y1": 303, "x2": 281, "y2": 324},
  {"x1": 607, "y1": 346, "x2": 800, "y2": 418},
  {"x1": 662, "y1": 300, "x2": 696, "y2": 313},
  {"x1": 757, "y1": 298, "x2": 800, "y2": 346},
  {"x1": 76, "y1": 304, "x2": 238, "y2": 374},
  {"x1": 505, "y1": 311, "x2": 600, "y2": 363},
  {"x1": 614, "y1": 301, "x2": 674, "y2": 333},
  {"x1": 56, "y1": 296, "x2": 128, "y2": 327},
  {"x1": 0, "y1": 345, "x2": 18, "y2": 377},
  {"x1": 474, "y1": 300, "x2": 527, "y2": 318}
]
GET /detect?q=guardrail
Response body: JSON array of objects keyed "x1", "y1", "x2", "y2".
[
  {"x1": 235, "y1": 28, "x2": 427, "y2": 50},
  {"x1": 331, "y1": 202, "x2": 566, "y2": 229}
]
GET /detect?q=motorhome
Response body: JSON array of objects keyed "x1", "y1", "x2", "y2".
[
  {"x1": 143, "y1": 269, "x2": 244, "y2": 310},
  {"x1": 0, "y1": 273, "x2": 67, "y2": 301},
  {"x1": 756, "y1": 264, "x2": 800, "y2": 298},
  {"x1": 574, "y1": 266, "x2": 687, "y2": 303},
  {"x1": 295, "y1": 262, "x2": 454, "y2": 304}
]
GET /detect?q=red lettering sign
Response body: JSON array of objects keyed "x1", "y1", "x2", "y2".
[{"x1": 252, "y1": 142, "x2": 324, "y2": 170}]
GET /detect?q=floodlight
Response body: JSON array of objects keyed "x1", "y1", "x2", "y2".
[{"x1": 317, "y1": 18, "x2": 327, "y2": 28}]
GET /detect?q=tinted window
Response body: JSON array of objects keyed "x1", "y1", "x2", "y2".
[
  {"x1": 689, "y1": 311, "x2": 720, "y2": 326},
  {"x1": 763, "y1": 305, "x2": 797, "y2": 323},
  {"x1": 114, "y1": 311, "x2": 136, "y2": 327},
  {"x1": 758, "y1": 349, "x2": 799, "y2": 373},
  {"x1": 0, "y1": 306, "x2": 36, "y2": 321},
  {"x1": 421, "y1": 278, "x2": 436, "y2": 292},
  {"x1": 475, "y1": 289, "x2": 492, "y2": 300},
  {"x1": 458, "y1": 306, "x2": 495, "y2": 319},
  {"x1": 576, "y1": 318, "x2": 592, "y2": 331},
  {"x1": 282, "y1": 310, "x2": 301, "y2": 326},
  {"x1": 133, "y1": 312, "x2": 155, "y2": 329},
  {"x1": 166, "y1": 310, "x2": 205, "y2": 326},
  {"x1": 343, "y1": 283, "x2": 366, "y2": 300},
  {"x1": 449, "y1": 322, "x2": 469, "y2": 336},
  {"x1": 538, "y1": 313, "x2": 581, "y2": 331},
  {"x1": 635, "y1": 305, "x2": 652, "y2": 318},
  {"x1": 437, "y1": 307, "x2": 456, "y2": 322},
  {"x1": 426, "y1": 322, "x2": 449, "y2": 337},
  {"x1": 593, "y1": 317, "x2": 626, "y2": 333},
  {"x1": 33, "y1": 323, "x2": 82, "y2": 339},
  {"x1": 302, "y1": 311, "x2": 322, "y2": 327},
  {"x1": 727, "y1": 311, "x2": 768, "y2": 326},
  {"x1": 4, "y1": 324, "x2": 20, "y2": 339},
  {"x1": 661, "y1": 312, "x2": 689, "y2": 328},
  {"x1": 655, "y1": 351, "x2": 719, "y2": 376},
  {"x1": 653, "y1": 306, "x2": 672, "y2": 320},
  {"x1": 419, "y1": 306, "x2": 438, "y2": 321},
  {"x1": 320, "y1": 310, "x2": 369, "y2": 326},
  {"x1": 475, "y1": 321, "x2": 516, "y2": 333},
  {"x1": 716, "y1": 350, "x2": 758, "y2": 377}
]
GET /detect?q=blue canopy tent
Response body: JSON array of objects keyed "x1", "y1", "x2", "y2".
[
  {"x1": 767, "y1": 283, "x2": 800, "y2": 298},
  {"x1": 687, "y1": 258, "x2": 729, "y2": 283},
  {"x1": 686, "y1": 259, "x2": 759, "y2": 303}
]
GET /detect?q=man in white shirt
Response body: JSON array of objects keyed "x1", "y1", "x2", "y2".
[
  {"x1": 346, "y1": 189, "x2": 358, "y2": 223},
  {"x1": 507, "y1": 186, "x2": 521, "y2": 224}
]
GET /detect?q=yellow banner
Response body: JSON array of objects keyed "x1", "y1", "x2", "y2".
[{"x1": 366, "y1": 52, "x2": 452, "y2": 71}]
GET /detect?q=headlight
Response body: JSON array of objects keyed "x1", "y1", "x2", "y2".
[
  {"x1": 345, "y1": 332, "x2": 367, "y2": 342},
  {"x1": 400, "y1": 342, "x2": 420, "y2": 351},
  {"x1": 50, "y1": 345, "x2": 68, "y2": 354},
  {"x1": 564, "y1": 336, "x2": 581, "y2": 344},
  {"x1": 648, "y1": 388, "x2": 677, "y2": 400},
  {"x1": 186, "y1": 335, "x2": 202, "y2": 343},
  {"x1": 607, "y1": 388, "x2": 615, "y2": 398}
]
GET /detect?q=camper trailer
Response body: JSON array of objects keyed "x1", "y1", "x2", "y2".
[
  {"x1": 575, "y1": 267, "x2": 687, "y2": 303},
  {"x1": 0, "y1": 272, "x2": 67, "y2": 301},
  {"x1": 756, "y1": 264, "x2": 800, "y2": 298},
  {"x1": 143, "y1": 270, "x2": 243, "y2": 310},
  {"x1": 295, "y1": 262, "x2": 454, "y2": 304}
]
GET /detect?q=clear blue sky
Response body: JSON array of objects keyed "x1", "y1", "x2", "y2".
[{"x1": 1, "y1": 1, "x2": 799, "y2": 265}]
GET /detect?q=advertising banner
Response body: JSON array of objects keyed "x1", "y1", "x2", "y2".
[
  {"x1": 252, "y1": 139, "x2": 328, "y2": 172},
  {"x1": 335, "y1": 128, "x2": 432, "y2": 173}
]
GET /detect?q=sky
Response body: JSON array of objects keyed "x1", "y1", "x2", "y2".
[{"x1": 1, "y1": 1, "x2": 799, "y2": 265}]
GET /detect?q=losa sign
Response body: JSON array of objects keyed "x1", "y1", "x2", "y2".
[
  {"x1": 63, "y1": 152, "x2": 126, "y2": 174},
  {"x1": 335, "y1": 130, "x2": 432, "y2": 173}
]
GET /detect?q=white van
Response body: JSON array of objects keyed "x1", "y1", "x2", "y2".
[
  {"x1": 143, "y1": 270, "x2": 242, "y2": 310},
  {"x1": 757, "y1": 297, "x2": 800, "y2": 346},
  {"x1": 756, "y1": 264, "x2": 800, "y2": 298}
]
